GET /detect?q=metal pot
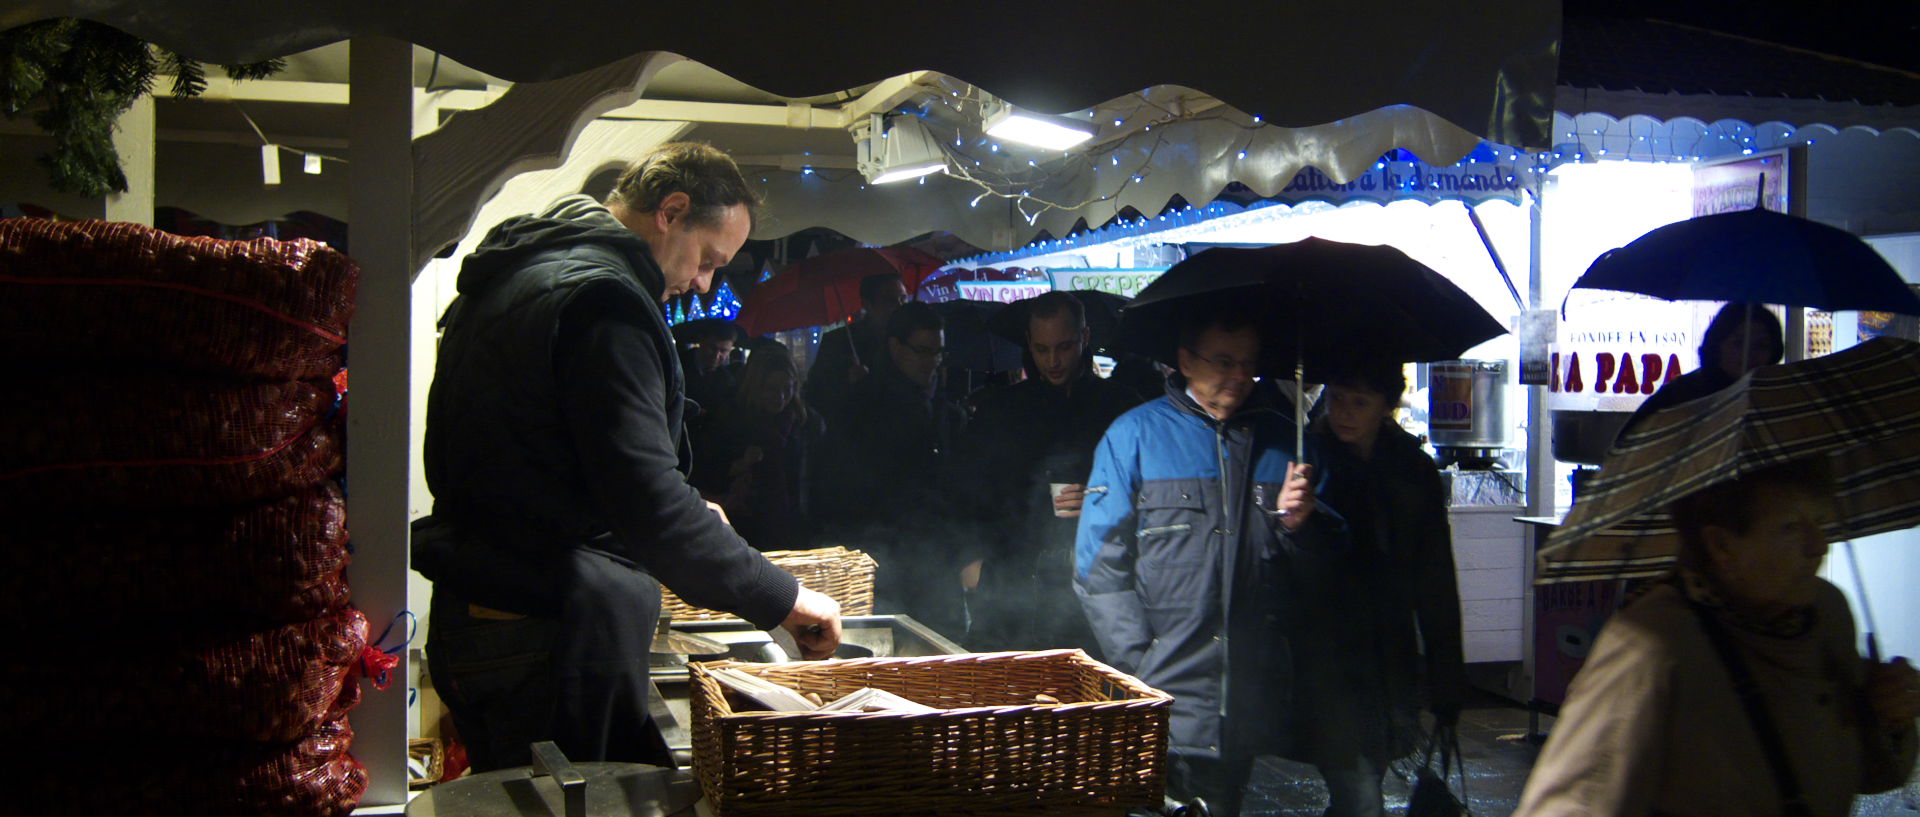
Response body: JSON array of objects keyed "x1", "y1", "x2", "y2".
[{"x1": 406, "y1": 741, "x2": 700, "y2": 817}]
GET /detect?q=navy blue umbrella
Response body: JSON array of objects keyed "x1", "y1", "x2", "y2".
[{"x1": 1572, "y1": 208, "x2": 1920, "y2": 314}]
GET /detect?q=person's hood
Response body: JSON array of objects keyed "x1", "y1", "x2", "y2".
[{"x1": 456, "y1": 194, "x2": 661, "y2": 298}]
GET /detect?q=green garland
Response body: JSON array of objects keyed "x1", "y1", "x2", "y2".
[{"x1": 0, "y1": 18, "x2": 284, "y2": 197}]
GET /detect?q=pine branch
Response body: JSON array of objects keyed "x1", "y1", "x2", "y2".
[
  {"x1": 223, "y1": 58, "x2": 285, "y2": 82},
  {"x1": 0, "y1": 17, "x2": 284, "y2": 196},
  {"x1": 161, "y1": 49, "x2": 205, "y2": 98}
]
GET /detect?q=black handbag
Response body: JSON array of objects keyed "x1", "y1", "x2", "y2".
[{"x1": 1407, "y1": 724, "x2": 1470, "y2": 817}]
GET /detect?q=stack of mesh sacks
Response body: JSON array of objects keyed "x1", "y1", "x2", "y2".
[{"x1": 0, "y1": 220, "x2": 368, "y2": 817}]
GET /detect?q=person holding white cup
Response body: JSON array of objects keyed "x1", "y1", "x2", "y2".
[{"x1": 947, "y1": 292, "x2": 1142, "y2": 654}]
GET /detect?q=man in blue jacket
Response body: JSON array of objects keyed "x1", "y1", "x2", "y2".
[
  {"x1": 415, "y1": 143, "x2": 841, "y2": 772},
  {"x1": 1076, "y1": 306, "x2": 1345, "y2": 817}
]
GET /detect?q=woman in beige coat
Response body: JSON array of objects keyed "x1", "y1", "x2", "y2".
[{"x1": 1513, "y1": 464, "x2": 1919, "y2": 816}]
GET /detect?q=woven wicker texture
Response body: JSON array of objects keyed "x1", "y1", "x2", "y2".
[
  {"x1": 663, "y1": 547, "x2": 876, "y2": 621},
  {"x1": 0, "y1": 219, "x2": 358, "y2": 380},
  {"x1": 5, "y1": 607, "x2": 369, "y2": 743},
  {"x1": 0, "y1": 375, "x2": 343, "y2": 511},
  {"x1": 2, "y1": 484, "x2": 351, "y2": 622},
  {"x1": 690, "y1": 649, "x2": 1170, "y2": 816},
  {"x1": 14, "y1": 717, "x2": 367, "y2": 817}
]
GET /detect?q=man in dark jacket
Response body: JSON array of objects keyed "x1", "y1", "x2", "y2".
[
  {"x1": 804, "y1": 272, "x2": 909, "y2": 427},
  {"x1": 816, "y1": 301, "x2": 969, "y2": 636},
  {"x1": 951, "y1": 292, "x2": 1139, "y2": 653},
  {"x1": 1075, "y1": 307, "x2": 1346, "y2": 817},
  {"x1": 678, "y1": 319, "x2": 740, "y2": 420},
  {"x1": 414, "y1": 143, "x2": 841, "y2": 772}
]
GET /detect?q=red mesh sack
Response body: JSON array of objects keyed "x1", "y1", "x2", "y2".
[
  {"x1": 15, "y1": 717, "x2": 368, "y2": 817},
  {"x1": 0, "y1": 375, "x2": 343, "y2": 512},
  {"x1": 1, "y1": 484, "x2": 351, "y2": 622},
  {"x1": 0, "y1": 218, "x2": 357, "y2": 380},
  {"x1": 3, "y1": 607, "x2": 370, "y2": 743}
]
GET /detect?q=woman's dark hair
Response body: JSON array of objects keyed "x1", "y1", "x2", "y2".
[
  {"x1": 1670, "y1": 459, "x2": 1827, "y2": 569},
  {"x1": 885, "y1": 301, "x2": 943, "y2": 342},
  {"x1": 606, "y1": 142, "x2": 761, "y2": 228},
  {"x1": 736, "y1": 341, "x2": 807, "y2": 424},
  {"x1": 1328, "y1": 359, "x2": 1407, "y2": 402},
  {"x1": 1698, "y1": 302, "x2": 1784, "y2": 374}
]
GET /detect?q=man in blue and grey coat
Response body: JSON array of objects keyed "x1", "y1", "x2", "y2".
[{"x1": 1075, "y1": 306, "x2": 1346, "y2": 817}]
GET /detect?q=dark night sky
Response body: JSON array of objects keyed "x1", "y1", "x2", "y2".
[{"x1": 1564, "y1": 0, "x2": 1920, "y2": 74}]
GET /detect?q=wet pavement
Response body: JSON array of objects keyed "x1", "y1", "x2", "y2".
[{"x1": 1236, "y1": 689, "x2": 1920, "y2": 816}]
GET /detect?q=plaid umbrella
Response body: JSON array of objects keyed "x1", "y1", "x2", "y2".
[{"x1": 1537, "y1": 337, "x2": 1920, "y2": 584}]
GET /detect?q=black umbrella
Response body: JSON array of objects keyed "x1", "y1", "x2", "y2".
[
  {"x1": 925, "y1": 299, "x2": 1024, "y2": 372},
  {"x1": 1119, "y1": 238, "x2": 1508, "y2": 451},
  {"x1": 987, "y1": 289, "x2": 1130, "y2": 352},
  {"x1": 1572, "y1": 208, "x2": 1920, "y2": 315}
]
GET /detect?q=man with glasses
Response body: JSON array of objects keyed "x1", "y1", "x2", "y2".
[
  {"x1": 1075, "y1": 306, "x2": 1345, "y2": 817},
  {"x1": 815, "y1": 301, "x2": 969, "y2": 635}
]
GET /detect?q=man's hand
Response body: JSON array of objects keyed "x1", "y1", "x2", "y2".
[
  {"x1": 1866, "y1": 656, "x2": 1920, "y2": 728},
  {"x1": 1276, "y1": 462, "x2": 1316, "y2": 531},
  {"x1": 1052, "y1": 484, "x2": 1086, "y2": 518},
  {"x1": 780, "y1": 586, "x2": 842, "y2": 660},
  {"x1": 704, "y1": 499, "x2": 733, "y2": 527},
  {"x1": 961, "y1": 559, "x2": 983, "y2": 590}
]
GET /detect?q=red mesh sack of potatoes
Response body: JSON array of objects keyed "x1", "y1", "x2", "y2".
[
  {"x1": 0, "y1": 219, "x2": 357, "y2": 380},
  {"x1": 0, "y1": 375, "x2": 343, "y2": 512},
  {"x1": 15, "y1": 717, "x2": 368, "y2": 817},
  {"x1": 2, "y1": 607, "x2": 370, "y2": 743},
  {"x1": 0, "y1": 484, "x2": 351, "y2": 622}
]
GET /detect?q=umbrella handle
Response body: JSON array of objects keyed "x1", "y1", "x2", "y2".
[{"x1": 1841, "y1": 539, "x2": 1881, "y2": 661}]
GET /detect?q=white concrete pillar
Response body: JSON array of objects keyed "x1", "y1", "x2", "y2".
[
  {"x1": 347, "y1": 35, "x2": 414, "y2": 809},
  {"x1": 104, "y1": 94, "x2": 154, "y2": 225}
]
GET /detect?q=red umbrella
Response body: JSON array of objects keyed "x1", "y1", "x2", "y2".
[{"x1": 736, "y1": 247, "x2": 943, "y2": 336}]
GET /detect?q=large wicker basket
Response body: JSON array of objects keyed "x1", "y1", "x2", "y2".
[
  {"x1": 689, "y1": 649, "x2": 1171, "y2": 816},
  {"x1": 662, "y1": 546, "x2": 875, "y2": 621}
]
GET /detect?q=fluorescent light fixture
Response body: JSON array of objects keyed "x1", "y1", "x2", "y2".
[
  {"x1": 984, "y1": 106, "x2": 1095, "y2": 151},
  {"x1": 857, "y1": 116, "x2": 948, "y2": 185}
]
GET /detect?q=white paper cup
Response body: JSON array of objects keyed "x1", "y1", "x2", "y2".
[{"x1": 1050, "y1": 483, "x2": 1073, "y2": 517}]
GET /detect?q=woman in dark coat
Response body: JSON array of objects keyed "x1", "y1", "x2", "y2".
[
  {"x1": 691, "y1": 342, "x2": 823, "y2": 551},
  {"x1": 1617, "y1": 302, "x2": 1784, "y2": 441},
  {"x1": 1292, "y1": 360, "x2": 1466, "y2": 817}
]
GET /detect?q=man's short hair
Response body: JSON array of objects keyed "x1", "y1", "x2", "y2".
[
  {"x1": 606, "y1": 142, "x2": 761, "y2": 228},
  {"x1": 886, "y1": 301, "x2": 943, "y2": 343},
  {"x1": 1670, "y1": 460, "x2": 1827, "y2": 569},
  {"x1": 1026, "y1": 291, "x2": 1087, "y2": 336},
  {"x1": 859, "y1": 273, "x2": 905, "y2": 308},
  {"x1": 690, "y1": 321, "x2": 739, "y2": 345},
  {"x1": 1177, "y1": 302, "x2": 1262, "y2": 350}
]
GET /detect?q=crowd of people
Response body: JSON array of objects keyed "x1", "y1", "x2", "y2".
[
  {"x1": 415, "y1": 142, "x2": 1918, "y2": 817},
  {"x1": 671, "y1": 274, "x2": 1467, "y2": 816}
]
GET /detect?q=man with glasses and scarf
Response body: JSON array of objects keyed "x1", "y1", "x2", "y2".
[{"x1": 1075, "y1": 305, "x2": 1346, "y2": 817}]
